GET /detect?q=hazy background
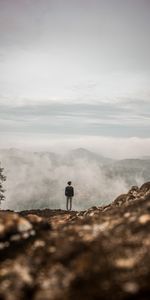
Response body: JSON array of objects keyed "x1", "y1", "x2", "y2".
[
  {"x1": 0, "y1": 148, "x2": 149, "y2": 211},
  {"x1": 0, "y1": 1, "x2": 150, "y2": 210}
]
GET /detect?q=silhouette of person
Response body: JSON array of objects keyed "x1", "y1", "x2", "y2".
[{"x1": 65, "y1": 181, "x2": 74, "y2": 211}]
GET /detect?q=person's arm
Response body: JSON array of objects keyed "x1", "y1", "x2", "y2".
[{"x1": 72, "y1": 187, "x2": 74, "y2": 197}]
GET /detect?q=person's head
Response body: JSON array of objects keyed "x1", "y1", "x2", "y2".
[{"x1": 68, "y1": 181, "x2": 72, "y2": 185}]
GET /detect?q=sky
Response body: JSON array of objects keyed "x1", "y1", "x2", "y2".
[{"x1": 0, "y1": 0, "x2": 150, "y2": 157}]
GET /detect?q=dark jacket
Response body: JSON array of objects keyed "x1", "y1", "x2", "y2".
[{"x1": 65, "y1": 186, "x2": 74, "y2": 197}]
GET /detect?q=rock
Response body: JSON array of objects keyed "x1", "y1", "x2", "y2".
[
  {"x1": 113, "y1": 194, "x2": 127, "y2": 206},
  {"x1": 140, "y1": 181, "x2": 150, "y2": 192},
  {"x1": 115, "y1": 257, "x2": 137, "y2": 269},
  {"x1": 123, "y1": 282, "x2": 139, "y2": 294},
  {"x1": 26, "y1": 214, "x2": 51, "y2": 230},
  {"x1": 113, "y1": 181, "x2": 150, "y2": 207},
  {"x1": 138, "y1": 214, "x2": 150, "y2": 224},
  {"x1": 0, "y1": 211, "x2": 50, "y2": 253},
  {"x1": 17, "y1": 218, "x2": 32, "y2": 233},
  {"x1": 130, "y1": 186, "x2": 139, "y2": 192},
  {"x1": 0, "y1": 182, "x2": 150, "y2": 299}
]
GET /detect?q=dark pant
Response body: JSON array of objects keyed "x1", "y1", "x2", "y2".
[{"x1": 66, "y1": 197, "x2": 72, "y2": 211}]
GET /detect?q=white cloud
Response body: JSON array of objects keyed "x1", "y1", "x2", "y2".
[
  {"x1": 0, "y1": 145, "x2": 149, "y2": 211},
  {"x1": 0, "y1": 0, "x2": 150, "y2": 149},
  {"x1": 0, "y1": 133, "x2": 150, "y2": 159}
]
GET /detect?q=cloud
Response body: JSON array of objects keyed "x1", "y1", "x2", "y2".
[
  {"x1": 0, "y1": 134, "x2": 150, "y2": 160},
  {"x1": 0, "y1": 0, "x2": 150, "y2": 104},
  {"x1": 0, "y1": 0, "x2": 149, "y2": 150},
  {"x1": 0, "y1": 148, "x2": 149, "y2": 211},
  {"x1": 0, "y1": 100, "x2": 149, "y2": 138}
]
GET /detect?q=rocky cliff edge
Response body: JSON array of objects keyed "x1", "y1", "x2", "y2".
[{"x1": 0, "y1": 182, "x2": 150, "y2": 300}]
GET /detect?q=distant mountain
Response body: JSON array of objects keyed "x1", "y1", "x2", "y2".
[
  {"x1": 140, "y1": 156, "x2": 150, "y2": 160},
  {"x1": 66, "y1": 148, "x2": 113, "y2": 165},
  {"x1": 104, "y1": 158, "x2": 150, "y2": 186}
]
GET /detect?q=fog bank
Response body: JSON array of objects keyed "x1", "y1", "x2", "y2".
[{"x1": 0, "y1": 148, "x2": 149, "y2": 211}]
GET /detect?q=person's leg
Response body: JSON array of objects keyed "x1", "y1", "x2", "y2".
[
  {"x1": 66, "y1": 197, "x2": 69, "y2": 210},
  {"x1": 69, "y1": 197, "x2": 72, "y2": 210},
  {"x1": 70, "y1": 197, "x2": 72, "y2": 210},
  {"x1": 68, "y1": 197, "x2": 70, "y2": 210}
]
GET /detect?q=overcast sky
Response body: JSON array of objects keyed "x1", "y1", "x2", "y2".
[{"x1": 0, "y1": 0, "x2": 150, "y2": 157}]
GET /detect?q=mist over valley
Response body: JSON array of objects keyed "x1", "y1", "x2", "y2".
[{"x1": 0, "y1": 148, "x2": 149, "y2": 211}]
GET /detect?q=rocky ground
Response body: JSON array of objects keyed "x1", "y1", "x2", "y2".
[{"x1": 0, "y1": 182, "x2": 150, "y2": 300}]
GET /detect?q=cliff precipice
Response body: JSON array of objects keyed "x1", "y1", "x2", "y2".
[{"x1": 0, "y1": 182, "x2": 150, "y2": 300}]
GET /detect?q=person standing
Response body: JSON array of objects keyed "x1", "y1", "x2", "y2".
[{"x1": 65, "y1": 181, "x2": 74, "y2": 211}]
